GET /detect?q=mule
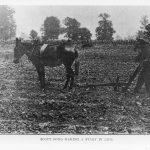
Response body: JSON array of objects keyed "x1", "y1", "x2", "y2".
[{"x1": 13, "y1": 38, "x2": 79, "y2": 90}]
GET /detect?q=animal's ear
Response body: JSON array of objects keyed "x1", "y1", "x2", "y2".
[
  {"x1": 16, "y1": 37, "x2": 21, "y2": 44},
  {"x1": 16, "y1": 38, "x2": 21, "y2": 44},
  {"x1": 34, "y1": 39, "x2": 39, "y2": 45},
  {"x1": 19, "y1": 37, "x2": 21, "y2": 42},
  {"x1": 16, "y1": 38, "x2": 19, "y2": 42}
]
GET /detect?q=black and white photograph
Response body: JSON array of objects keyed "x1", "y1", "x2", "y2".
[{"x1": 0, "y1": 0, "x2": 150, "y2": 149}]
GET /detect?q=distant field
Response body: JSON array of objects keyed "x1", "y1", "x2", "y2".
[{"x1": 0, "y1": 44, "x2": 150, "y2": 134}]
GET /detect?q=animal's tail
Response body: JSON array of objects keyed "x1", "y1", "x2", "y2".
[{"x1": 74, "y1": 48, "x2": 79, "y2": 76}]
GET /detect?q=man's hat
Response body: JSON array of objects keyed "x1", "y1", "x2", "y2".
[{"x1": 137, "y1": 37, "x2": 150, "y2": 44}]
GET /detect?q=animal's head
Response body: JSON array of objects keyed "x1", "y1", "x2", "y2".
[{"x1": 13, "y1": 38, "x2": 23, "y2": 64}]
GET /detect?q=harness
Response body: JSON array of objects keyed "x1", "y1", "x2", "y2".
[
  {"x1": 28, "y1": 43, "x2": 72, "y2": 77},
  {"x1": 30, "y1": 44, "x2": 42, "y2": 63},
  {"x1": 28, "y1": 43, "x2": 77, "y2": 77},
  {"x1": 29, "y1": 43, "x2": 61, "y2": 66},
  {"x1": 40, "y1": 44, "x2": 49, "y2": 55}
]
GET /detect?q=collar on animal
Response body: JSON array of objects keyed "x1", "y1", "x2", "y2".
[
  {"x1": 30, "y1": 43, "x2": 43, "y2": 58},
  {"x1": 31, "y1": 45, "x2": 36, "y2": 57},
  {"x1": 24, "y1": 44, "x2": 41, "y2": 59}
]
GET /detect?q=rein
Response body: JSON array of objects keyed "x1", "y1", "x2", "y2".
[
  {"x1": 31, "y1": 44, "x2": 37, "y2": 57},
  {"x1": 23, "y1": 44, "x2": 43, "y2": 63},
  {"x1": 30, "y1": 43, "x2": 60, "y2": 56}
]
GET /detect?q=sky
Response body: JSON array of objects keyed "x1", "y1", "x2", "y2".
[{"x1": 8, "y1": 2, "x2": 150, "y2": 40}]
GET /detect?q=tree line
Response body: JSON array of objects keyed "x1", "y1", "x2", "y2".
[
  {"x1": 1, "y1": 5, "x2": 150, "y2": 42},
  {"x1": 34, "y1": 13, "x2": 116, "y2": 42}
]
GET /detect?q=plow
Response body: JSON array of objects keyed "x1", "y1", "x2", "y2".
[
  {"x1": 78, "y1": 62, "x2": 143, "y2": 93},
  {"x1": 51, "y1": 60, "x2": 143, "y2": 93}
]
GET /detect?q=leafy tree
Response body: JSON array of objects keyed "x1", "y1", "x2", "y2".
[
  {"x1": 0, "y1": 5, "x2": 16, "y2": 40},
  {"x1": 63, "y1": 17, "x2": 81, "y2": 40},
  {"x1": 125, "y1": 33, "x2": 137, "y2": 40},
  {"x1": 78, "y1": 27, "x2": 92, "y2": 41},
  {"x1": 143, "y1": 24, "x2": 150, "y2": 40},
  {"x1": 136, "y1": 30, "x2": 144, "y2": 39},
  {"x1": 137, "y1": 15, "x2": 149, "y2": 38},
  {"x1": 30, "y1": 30, "x2": 38, "y2": 40},
  {"x1": 140, "y1": 15, "x2": 149, "y2": 31},
  {"x1": 41, "y1": 16, "x2": 60, "y2": 40},
  {"x1": 59, "y1": 27, "x2": 66, "y2": 34},
  {"x1": 95, "y1": 13, "x2": 116, "y2": 41}
]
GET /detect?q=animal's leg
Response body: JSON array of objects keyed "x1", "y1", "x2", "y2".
[
  {"x1": 69, "y1": 68, "x2": 75, "y2": 89},
  {"x1": 36, "y1": 67, "x2": 40, "y2": 80},
  {"x1": 64, "y1": 66, "x2": 75, "y2": 89},
  {"x1": 63, "y1": 65, "x2": 71, "y2": 89},
  {"x1": 36, "y1": 66, "x2": 45, "y2": 90},
  {"x1": 36, "y1": 68, "x2": 42, "y2": 88},
  {"x1": 63, "y1": 73, "x2": 70, "y2": 89},
  {"x1": 42, "y1": 67, "x2": 45, "y2": 89},
  {"x1": 40, "y1": 66, "x2": 45, "y2": 90}
]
